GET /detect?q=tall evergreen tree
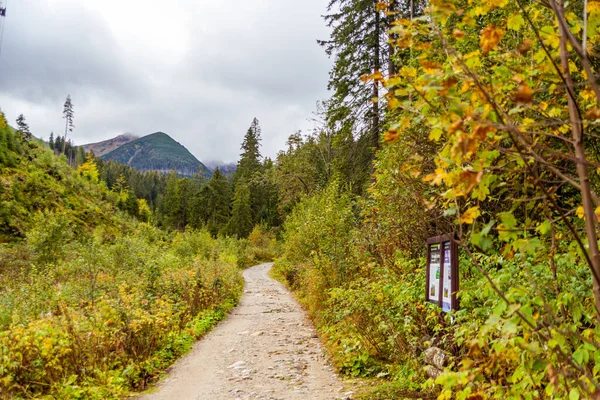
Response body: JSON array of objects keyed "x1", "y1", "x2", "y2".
[
  {"x1": 205, "y1": 168, "x2": 231, "y2": 235},
  {"x1": 62, "y1": 95, "x2": 74, "y2": 156},
  {"x1": 318, "y1": 0, "x2": 386, "y2": 148},
  {"x1": 162, "y1": 171, "x2": 191, "y2": 230},
  {"x1": 16, "y1": 114, "x2": 31, "y2": 141},
  {"x1": 236, "y1": 118, "x2": 263, "y2": 180},
  {"x1": 48, "y1": 132, "x2": 55, "y2": 150},
  {"x1": 228, "y1": 179, "x2": 253, "y2": 238}
]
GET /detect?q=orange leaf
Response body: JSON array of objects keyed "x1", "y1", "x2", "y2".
[
  {"x1": 452, "y1": 29, "x2": 466, "y2": 39},
  {"x1": 420, "y1": 60, "x2": 442, "y2": 74},
  {"x1": 448, "y1": 119, "x2": 464, "y2": 135},
  {"x1": 517, "y1": 39, "x2": 533, "y2": 55},
  {"x1": 376, "y1": 2, "x2": 388, "y2": 12},
  {"x1": 460, "y1": 170, "x2": 484, "y2": 193},
  {"x1": 480, "y1": 25, "x2": 504, "y2": 53},
  {"x1": 585, "y1": 108, "x2": 600, "y2": 120},
  {"x1": 515, "y1": 82, "x2": 534, "y2": 105},
  {"x1": 384, "y1": 130, "x2": 400, "y2": 143}
]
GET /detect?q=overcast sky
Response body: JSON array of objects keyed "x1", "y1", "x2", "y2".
[{"x1": 0, "y1": 0, "x2": 332, "y2": 163}]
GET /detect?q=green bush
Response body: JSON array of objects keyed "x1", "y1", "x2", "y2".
[{"x1": 0, "y1": 227, "x2": 244, "y2": 398}]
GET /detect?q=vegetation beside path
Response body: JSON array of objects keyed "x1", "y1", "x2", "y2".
[{"x1": 0, "y1": 116, "x2": 278, "y2": 399}]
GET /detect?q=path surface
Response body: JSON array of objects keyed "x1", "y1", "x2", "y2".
[{"x1": 139, "y1": 263, "x2": 350, "y2": 400}]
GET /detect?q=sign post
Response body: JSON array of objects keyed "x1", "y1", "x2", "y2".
[{"x1": 426, "y1": 234, "x2": 459, "y2": 312}]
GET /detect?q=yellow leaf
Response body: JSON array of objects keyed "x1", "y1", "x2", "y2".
[
  {"x1": 423, "y1": 168, "x2": 447, "y2": 185},
  {"x1": 489, "y1": 0, "x2": 508, "y2": 8},
  {"x1": 376, "y1": 1, "x2": 388, "y2": 12},
  {"x1": 577, "y1": 206, "x2": 585, "y2": 219},
  {"x1": 360, "y1": 71, "x2": 383, "y2": 83},
  {"x1": 460, "y1": 206, "x2": 481, "y2": 224},
  {"x1": 387, "y1": 97, "x2": 402, "y2": 109},
  {"x1": 507, "y1": 14, "x2": 525, "y2": 31},
  {"x1": 410, "y1": 169, "x2": 421, "y2": 178},
  {"x1": 595, "y1": 207, "x2": 600, "y2": 221},
  {"x1": 400, "y1": 116, "x2": 412, "y2": 130},
  {"x1": 400, "y1": 67, "x2": 417, "y2": 78},
  {"x1": 588, "y1": 1, "x2": 600, "y2": 13}
]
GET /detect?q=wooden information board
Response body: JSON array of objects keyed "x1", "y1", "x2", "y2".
[{"x1": 426, "y1": 233, "x2": 459, "y2": 312}]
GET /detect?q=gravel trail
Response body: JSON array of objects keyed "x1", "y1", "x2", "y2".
[{"x1": 139, "y1": 263, "x2": 349, "y2": 400}]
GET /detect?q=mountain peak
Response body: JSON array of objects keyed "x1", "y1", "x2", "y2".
[
  {"x1": 101, "y1": 132, "x2": 209, "y2": 176},
  {"x1": 83, "y1": 134, "x2": 140, "y2": 157}
]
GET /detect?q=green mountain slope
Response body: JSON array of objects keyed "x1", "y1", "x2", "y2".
[{"x1": 102, "y1": 132, "x2": 208, "y2": 176}]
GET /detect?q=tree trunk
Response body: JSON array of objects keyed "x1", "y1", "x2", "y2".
[
  {"x1": 557, "y1": 0, "x2": 600, "y2": 320},
  {"x1": 388, "y1": 0, "x2": 397, "y2": 77},
  {"x1": 372, "y1": 1, "x2": 381, "y2": 154},
  {"x1": 63, "y1": 120, "x2": 68, "y2": 156}
]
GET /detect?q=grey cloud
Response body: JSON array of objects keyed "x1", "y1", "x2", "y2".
[
  {"x1": 0, "y1": 0, "x2": 332, "y2": 163},
  {"x1": 0, "y1": 0, "x2": 148, "y2": 103}
]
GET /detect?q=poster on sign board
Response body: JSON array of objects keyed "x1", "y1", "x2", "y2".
[
  {"x1": 428, "y1": 244, "x2": 440, "y2": 302},
  {"x1": 442, "y1": 241, "x2": 452, "y2": 312},
  {"x1": 426, "y1": 234, "x2": 459, "y2": 311}
]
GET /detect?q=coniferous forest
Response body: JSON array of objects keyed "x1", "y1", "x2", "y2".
[{"x1": 3, "y1": 0, "x2": 600, "y2": 398}]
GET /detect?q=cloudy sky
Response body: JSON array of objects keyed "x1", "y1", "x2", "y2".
[{"x1": 0, "y1": 0, "x2": 332, "y2": 163}]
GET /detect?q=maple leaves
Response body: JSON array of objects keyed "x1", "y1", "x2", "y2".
[{"x1": 480, "y1": 25, "x2": 504, "y2": 53}]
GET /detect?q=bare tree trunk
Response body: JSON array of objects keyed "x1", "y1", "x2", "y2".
[
  {"x1": 557, "y1": 0, "x2": 600, "y2": 320},
  {"x1": 63, "y1": 120, "x2": 68, "y2": 156},
  {"x1": 372, "y1": 1, "x2": 381, "y2": 154},
  {"x1": 388, "y1": 0, "x2": 397, "y2": 77}
]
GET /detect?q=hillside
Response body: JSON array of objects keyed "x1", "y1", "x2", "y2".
[
  {"x1": 83, "y1": 133, "x2": 139, "y2": 157},
  {"x1": 102, "y1": 132, "x2": 209, "y2": 176},
  {"x1": 0, "y1": 114, "x2": 246, "y2": 398}
]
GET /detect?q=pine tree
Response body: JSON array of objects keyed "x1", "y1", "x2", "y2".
[
  {"x1": 229, "y1": 179, "x2": 253, "y2": 238},
  {"x1": 16, "y1": 114, "x2": 32, "y2": 141},
  {"x1": 236, "y1": 118, "x2": 263, "y2": 180},
  {"x1": 62, "y1": 95, "x2": 74, "y2": 156},
  {"x1": 49, "y1": 132, "x2": 55, "y2": 150},
  {"x1": 206, "y1": 168, "x2": 231, "y2": 235},
  {"x1": 163, "y1": 171, "x2": 189, "y2": 230}
]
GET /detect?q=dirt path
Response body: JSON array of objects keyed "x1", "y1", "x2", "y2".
[{"x1": 139, "y1": 263, "x2": 351, "y2": 400}]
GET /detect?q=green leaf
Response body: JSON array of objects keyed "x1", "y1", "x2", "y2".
[
  {"x1": 569, "y1": 388, "x2": 580, "y2": 400},
  {"x1": 536, "y1": 221, "x2": 551, "y2": 235},
  {"x1": 444, "y1": 207, "x2": 457, "y2": 216},
  {"x1": 507, "y1": 14, "x2": 525, "y2": 31},
  {"x1": 573, "y1": 347, "x2": 589, "y2": 365},
  {"x1": 481, "y1": 220, "x2": 495, "y2": 236}
]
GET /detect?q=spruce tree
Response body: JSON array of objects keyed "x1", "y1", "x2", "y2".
[
  {"x1": 163, "y1": 171, "x2": 188, "y2": 230},
  {"x1": 16, "y1": 114, "x2": 32, "y2": 141},
  {"x1": 206, "y1": 168, "x2": 231, "y2": 235},
  {"x1": 236, "y1": 118, "x2": 263, "y2": 180},
  {"x1": 318, "y1": 1, "x2": 384, "y2": 143},
  {"x1": 229, "y1": 179, "x2": 253, "y2": 238},
  {"x1": 49, "y1": 132, "x2": 55, "y2": 150},
  {"x1": 62, "y1": 95, "x2": 74, "y2": 156}
]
